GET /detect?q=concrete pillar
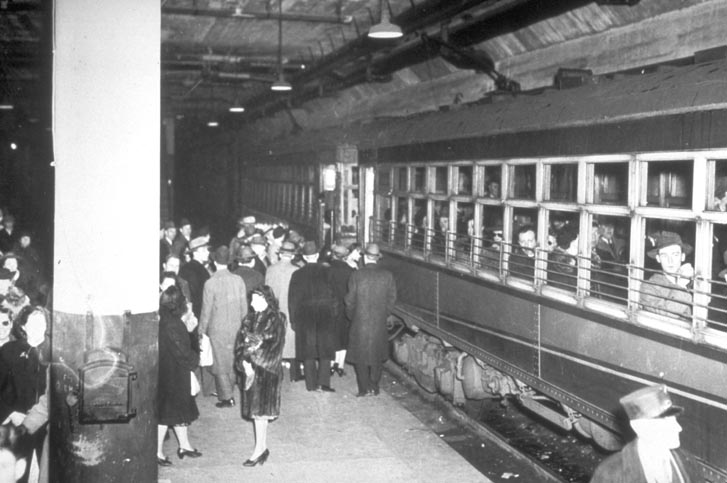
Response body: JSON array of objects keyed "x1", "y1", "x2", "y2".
[{"x1": 51, "y1": 1, "x2": 160, "y2": 481}]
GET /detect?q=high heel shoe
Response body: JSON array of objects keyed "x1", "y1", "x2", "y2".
[
  {"x1": 243, "y1": 448, "x2": 270, "y2": 467},
  {"x1": 157, "y1": 456, "x2": 172, "y2": 466},
  {"x1": 177, "y1": 448, "x2": 203, "y2": 459}
]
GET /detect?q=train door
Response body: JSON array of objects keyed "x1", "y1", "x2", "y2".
[{"x1": 360, "y1": 166, "x2": 375, "y2": 244}]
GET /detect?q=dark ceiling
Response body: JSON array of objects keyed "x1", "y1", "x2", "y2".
[{"x1": 0, "y1": 0, "x2": 723, "y2": 131}]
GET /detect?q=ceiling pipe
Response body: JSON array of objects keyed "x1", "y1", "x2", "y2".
[{"x1": 162, "y1": 6, "x2": 353, "y2": 24}]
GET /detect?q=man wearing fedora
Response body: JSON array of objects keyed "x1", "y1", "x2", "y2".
[
  {"x1": 640, "y1": 232, "x2": 694, "y2": 319},
  {"x1": 179, "y1": 237, "x2": 211, "y2": 320},
  {"x1": 199, "y1": 245, "x2": 248, "y2": 407},
  {"x1": 328, "y1": 244, "x2": 353, "y2": 377},
  {"x1": 159, "y1": 220, "x2": 177, "y2": 268},
  {"x1": 231, "y1": 246, "x2": 264, "y2": 296},
  {"x1": 265, "y1": 241, "x2": 300, "y2": 381},
  {"x1": 345, "y1": 243, "x2": 397, "y2": 397},
  {"x1": 590, "y1": 384, "x2": 701, "y2": 483},
  {"x1": 288, "y1": 241, "x2": 338, "y2": 392}
]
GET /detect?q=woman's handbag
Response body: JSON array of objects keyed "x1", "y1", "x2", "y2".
[
  {"x1": 190, "y1": 371, "x2": 200, "y2": 396},
  {"x1": 199, "y1": 334, "x2": 213, "y2": 367}
]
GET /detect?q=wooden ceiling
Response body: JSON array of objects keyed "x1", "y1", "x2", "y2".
[{"x1": 1, "y1": 0, "x2": 725, "y2": 130}]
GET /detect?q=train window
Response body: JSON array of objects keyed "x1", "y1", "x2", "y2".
[
  {"x1": 393, "y1": 197, "x2": 409, "y2": 250},
  {"x1": 411, "y1": 198, "x2": 427, "y2": 253},
  {"x1": 591, "y1": 215, "x2": 630, "y2": 305},
  {"x1": 413, "y1": 167, "x2": 425, "y2": 192},
  {"x1": 478, "y1": 205, "x2": 504, "y2": 272},
  {"x1": 545, "y1": 212, "x2": 580, "y2": 292},
  {"x1": 545, "y1": 164, "x2": 577, "y2": 202},
  {"x1": 375, "y1": 195, "x2": 391, "y2": 242},
  {"x1": 396, "y1": 167, "x2": 408, "y2": 192},
  {"x1": 456, "y1": 166, "x2": 473, "y2": 195},
  {"x1": 509, "y1": 208, "x2": 538, "y2": 281},
  {"x1": 709, "y1": 160, "x2": 727, "y2": 211},
  {"x1": 592, "y1": 163, "x2": 628, "y2": 205},
  {"x1": 433, "y1": 166, "x2": 448, "y2": 194},
  {"x1": 510, "y1": 165, "x2": 536, "y2": 200},
  {"x1": 431, "y1": 200, "x2": 450, "y2": 259},
  {"x1": 640, "y1": 219, "x2": 696, "y2": 321},
  {"x1": 708, "y1": 224, "x2": 727, "y2": 331},
  {"x1": 378, "y1": 168, "x2": 391, "y2": 192},
  {"x1": 453, "y1": 202, "x2": 474, "y2": 262},
  {"x1": 482, "y1": 165, "x2": 502, "y2": 199},
  {"x1": 645, "y1": 160, "x2": 692, "y2": 208}
]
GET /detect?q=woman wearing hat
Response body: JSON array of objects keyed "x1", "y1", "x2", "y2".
[{"x1": 234, "y1": 286, "x2": 286, "y2": 467}]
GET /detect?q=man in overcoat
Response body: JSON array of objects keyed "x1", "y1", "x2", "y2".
[
  {"x1": 328, "y1": 244, "x2": 353, "y2": 376},
  {"x1": 590, "y1": 384, "x2": 702, "y2": 483},
  {"x1": 264, "y1": 241, "x2": 300, "y2": 379},
  {"x1": 288, "y1": 241, "x2": 338, "y2": 392},
  {"x1": 344, "y1": 243, "x2": 397, "y2": 396},
  {"x1": 178, "y1": 237, "x2": 210, "y2": 319},
  {"x1": 199, "y1": 245, "x2": 247, "y2": 407}
]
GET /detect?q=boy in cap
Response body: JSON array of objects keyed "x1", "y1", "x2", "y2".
[
  {"x1": 590, "y1": 384, "x2": 701, "y2": 483},
  {"x1": 640, "y1": 232, "x2": 694, "y2": 319}
]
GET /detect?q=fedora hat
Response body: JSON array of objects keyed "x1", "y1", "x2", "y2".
[
  {"x1": 188, "y1": 236, "x2": 209, "y2": 251},
  {"x1": 238, "y1": 215, "x2": 256, "y2": 226},
  {"x1": 279, "y1": 241, "x2": 296, "y2": 254},
  {"x1": 364, "y1": 243, "x2": 382, "y2": 259},
  {"x1": 619, "y1": 384, "x2": 683, "y2": 420},
  {"x1": 211, "y1": 245, "x2": 230, "y2": 265},
  {"x1": 331, "y1": 244, "x2": 350, "y2": 259},
  {"x1": 647, "y1": 231, "x2": 693, "y2": 259},
  {"x1": 301, "y1": 241, "x2": 318, "y2": 256}
]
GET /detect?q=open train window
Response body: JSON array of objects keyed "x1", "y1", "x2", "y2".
[
  {"x1": 590, "y1": 162, "x2": 628, "y2": 205},
  {"x1": 508, "y1": 208, "x2": 538, "y2": 282},
  {"x1": 480, "y1": 165, "x2": 502, "y2": 199},
  {"x1": 411, "y1": 198, "x2": 427, "y2": 254},
  {"x1": 708, "y1": 223, "x2": 727, "y2": 332},
  {"x1": 545, "y1": 164, "x2": 577, "y2": 202},
  {"x1": 375, "y1": 195, "x2": 391, "y2": 242},
  {"x1": 413, "y1": 167, "x2": 426, "y2": 192},
  {"x1": 433, "y1": 166, "x2": 448, "y2": 194},
  {"x1": 590, "y1": 215, "x2": 630, "y2": 305},
  {"x1": 639, "y1": 219, "x2": 696, "y2": 322},
  {"x1": 392, "y1": 197, "x2": 409, "y2": 250},
  {"x1": 544, "y1": 211, "x2": 580, "y2": 293},
  {"x1": 431, "y1": 200, "x2": 450, "y2": 260},
  {"x1": 452, "y1": 201, "x2": 474, "y2": 264},
  {"x1": 644, "y1": 160, "x2": 693, "y2": 208},
  {"x1": 509, "y1": 164, "x2": 535, "y2": 200},
  {"x1": 456, "y1": 165, "x2": 473, "y2": 195},
  {"x1": 478, "y1": 205, "x2": 504, "y2": 273}
]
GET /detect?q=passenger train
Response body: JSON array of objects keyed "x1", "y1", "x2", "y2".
[{"x1": 238, "y1": 58, "x2": 727, "y2": 481}]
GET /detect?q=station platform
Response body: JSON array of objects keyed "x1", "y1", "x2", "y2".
[{"x1": 158, "y1": 364, "x2": 492, "y2": 483}]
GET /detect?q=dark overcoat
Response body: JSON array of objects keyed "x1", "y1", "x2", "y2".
[
  {"x1": 590, "y1": 440, "x2": 701, "y2": 483},
  {"x1": 344, "y1": 262, "x2": 397, "y2": 365},
  {"x1": 288, "y1": 263, "x2": 338, "y2": 360},
  {"x1": 179, "y1": 259, "x2": 209, "y2": 319},
  {"x1": 158, "y1": 306, "x2": 199, "y2": 426},
  {"x1": 234, "y1": 308, "x2": 286, "y2": 419},
  {"x1": 199, "y1": 269, "x2": 247, "y2": 376},
  {"x1": 328, "y1": 259, "x2": 353, "y2": 350},
  {"x1": 0, "y1": 340, "x2": 46, "y2": 421},
  {"x1": 231, "y1": 265, "x2": 264, "y2": 296}
]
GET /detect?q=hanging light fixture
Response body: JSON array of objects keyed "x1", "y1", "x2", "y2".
[
  {"x1": 368, "y1": 0, "x2": 402, "y2": 39},
  {"x1": 229, "y1": 85, "x2": 245, "y2": 112},
  {"x1": 270, "y1": 0, "x2": 292, "y2": 92}
]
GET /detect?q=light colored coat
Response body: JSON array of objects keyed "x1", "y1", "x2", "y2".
[
  {"x1": 199, "y1": 268, "x2": 247, "y2": 375},
  {"x1": 265, "y1": 257, "x2": 299, "y2": 359}
]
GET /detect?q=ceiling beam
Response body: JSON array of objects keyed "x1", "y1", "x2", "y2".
[{"x1": 162, "y1": 6, "x2": 352, "y2": 25}]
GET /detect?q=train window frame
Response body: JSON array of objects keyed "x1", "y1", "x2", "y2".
[{"x1": 361, "y1": 152, "x2": 727, "y2": 349}]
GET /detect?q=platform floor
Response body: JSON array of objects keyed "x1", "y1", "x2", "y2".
[{"x1": 158, "y1": 364, "x2": 491, "y2": 483}]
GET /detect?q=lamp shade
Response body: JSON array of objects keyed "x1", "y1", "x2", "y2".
[
  {"x1": 368, "y1": 0, "x2": 402, "y2": 39},
  {"x1": 271, "y1": 75, "x2": 292, "y2": 92}
]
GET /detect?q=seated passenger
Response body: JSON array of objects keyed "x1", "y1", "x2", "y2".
[
  {"x1": 431, "y1": 209, "x2": 449, "y2": 258},
  {"x1": 547, "y1": 226, "x2": 578, "y2": 292},
  {"x1": 590, "y1": 384, "x2": 701, "y2": 483},
  {"x1": 509, "y1": 225, "x2": 536, "y2": 281},
  {"x1": 480, "y1": 229, "x2": 503, "y2": 272},
  {"x1": 639, "y1": 232, "x2": 693, "y2": 319}
]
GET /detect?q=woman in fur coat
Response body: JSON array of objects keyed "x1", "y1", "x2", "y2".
[{"x1": 234, "y1": 285, "x2": 286, "y2": 467}]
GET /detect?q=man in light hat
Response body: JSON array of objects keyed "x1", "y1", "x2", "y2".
[
  {"x1": 265, "y1": 241, "x2": 300, "y2": 380},
  {"x1": 199, "y1": 245, "x2": 247, "y2": 408},
  {"x1": 344, "y1": 243, "x2": 397, "y2": 396},
  {"x1": 229, "y1": 215, "x2": 260, "y2": 264},
  {"x1": 640, "y1": 232, "x2": 694, "y2": 319},
  {"x1": 248, "y1": 233, "x2": 269, "y2": 276},
  {"x1": 288, "y1": 241, "x2": 338, "y2": 392},
  {"x1": 590, "y1": 384, "x2": 701, "y2": 483}
]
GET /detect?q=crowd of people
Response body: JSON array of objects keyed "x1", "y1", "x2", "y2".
[{"x1": 156, "y1": 214, "x2": 397, "y2": 468}]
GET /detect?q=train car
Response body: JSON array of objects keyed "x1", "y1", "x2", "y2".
[{"x1": 240, "y1": 58, "x2": 727, "y2": 481}]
